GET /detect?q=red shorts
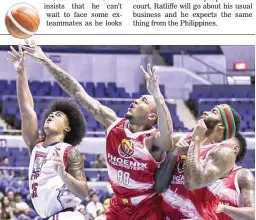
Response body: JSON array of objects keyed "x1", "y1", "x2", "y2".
[{"x1": 106, "y1": 194, "x2": 165, "y2": 220}]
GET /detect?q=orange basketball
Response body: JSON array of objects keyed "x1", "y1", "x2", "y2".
[{"x1": 5, "y1": 3, "x2": 40, "y2": 39}]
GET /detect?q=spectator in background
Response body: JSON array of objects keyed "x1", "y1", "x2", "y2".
[
  {"x1": 14, "y1": 193, "x2": 30, "y2": 215},
  {"x1": 93, "y1": 154, "x2": 106, "y2": 168},
  {"x1": 94, "y1": 197, "x2": 111, "y2": 220},
  {"x1": 0, "y1": 196, "x2": 14, "y2": 219},
  {"x1": 83, "y1": 154, "x2": 91, "y2": 168},
  {"x1": 7, "y1": 191, "x2": 16, "y2": 210},
  {"x1": 4, "y1": 124, "x2": 13, "y2": 136},
  {"x1": 82, "y1": 189, "x2": 97, "y2": 207},
  {"x1": 1, "y1": 157, "x2": 9, "y2": 167},
  {"x1": 86, "y1": 193, "x2": 103, "y2": 218},
  {"x1": 76, "y1": 204, "x2": 94, "y2": 220},
  {"x1": 0, "y1": 157, "x2": 14, "y2": 177}
]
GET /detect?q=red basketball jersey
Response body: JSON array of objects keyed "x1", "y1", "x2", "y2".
[
  {"x1": 189, "y1": 166, "x2": 242, "y2": 220},
  {"x1": 188, "y1": 142, "x2": 242, "y2": 220},
  {"x1": 106, "y1": 118, "x2": 161, "y2": 205},
  {"x1": 162, "y1": 134, "x2": 205, "y2": 219},
  {"x1": 162, "y1": 136, "x2": 227, "y2": 220}
]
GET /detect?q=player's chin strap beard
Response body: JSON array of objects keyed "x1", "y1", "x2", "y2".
[{"x1": 216, "y1": 104, "x2": 236, "y2": 140}]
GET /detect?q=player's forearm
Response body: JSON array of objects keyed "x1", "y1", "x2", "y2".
[
  {"x1": 16, "y1": 70, "x2": 34, "y2": 116},
  {"x1": 154, "y1": 151, "x2": 178, "y2": 194},
  {"x1": 60, "y1": 171, "x2": 88, "y2": 199},
  {"x1": 42, "y1": 58, "x2": 117, "y2": 127},
  {"x1": 184, "y1": 137, "x2": 203, "y2": 189},
  {"x1": 221, "y1": 205, "x2": 255, "y2": 220},
  {"x1": 154, "y1": 95, "x2": 174, "y2": 151},
  {"x1": 42, "y1": 57, "x2": 89, "y2": 102}
]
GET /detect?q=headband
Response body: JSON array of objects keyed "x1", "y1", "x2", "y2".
[{"x1": 216, "y1": 104, "x2": 236, "y2": 140}]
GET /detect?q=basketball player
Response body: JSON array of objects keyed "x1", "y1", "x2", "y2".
[
  {"x1": 154, "y1": 104, "x2": 245, "y2": 219},
  {"x1": 22, "y1": 41, "x2": 174, "y2": 219},
  {"x1": 185, "y1": 122, "x2": 255, "y2": 220},
  {"x1": 8, "y1": 45, "x2": 88, "y2": 220}
]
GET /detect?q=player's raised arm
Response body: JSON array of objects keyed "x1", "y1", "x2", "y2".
[
  {"x1": 22, "y1": 40, "x2": 117, "y2": 129},
  {"x1": 141, "y1": 64, "x2": 174, "y2": 151},
  {"x1": 216, "y1": 169, "x2": 255, "y2": 220},
  {"x1": 184, "y1": 119, "x2": 235, "y2": 190},
  {"x1": 8, "y1": 45, "x2": 39, "y2": 151}
]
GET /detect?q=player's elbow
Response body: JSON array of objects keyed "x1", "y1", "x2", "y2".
[{"x1": 78, "y1": 186, "x2": 88, "y2": 199}]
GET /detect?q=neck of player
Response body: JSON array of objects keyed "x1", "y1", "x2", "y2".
[
  {"x1": 128, "y1": 123, "x2": 152, "y2": 133},
  {"x1": 44, "y1": 134, "x2": 65, "y2": 146}
]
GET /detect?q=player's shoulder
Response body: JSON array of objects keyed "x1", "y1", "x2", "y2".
[
  {"x1": 207, "y1": 145, "x2": 234, "y2": 162},
  {"x1": 107, "y1": 117, "x2": 126, "y2": 134},
  {"x1": 67, "y1": 147, "x2": 83, "y2": 163},
  {"x1": 237, "y1": 168, "x2": 255, "y2": 182},
  {"x1": 55, "y1": 142, "x2": 72, "y2": 149}
]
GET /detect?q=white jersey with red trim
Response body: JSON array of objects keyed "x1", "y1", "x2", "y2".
[
  {"x1": 28, "y1": 142, "x2": 81, "y2": 218},
  {"x1": 106, "y1": 118, "x2": 161, "y2": 205}
]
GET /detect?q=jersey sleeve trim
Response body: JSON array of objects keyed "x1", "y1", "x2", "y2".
[
  {"x1": 106, "y1": 117, "x2": 123, "y2": 137},
  {"x1": 63, "y1": 146, "x2": 73, "y2": 171}
]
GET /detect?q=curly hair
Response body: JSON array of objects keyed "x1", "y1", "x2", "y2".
[{"x1": 42, "y1": 99, "x2": 87, "y2": 146}]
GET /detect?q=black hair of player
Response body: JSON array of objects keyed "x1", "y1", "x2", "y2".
[
  {"x1": 43, "y1": 99, "x2": 87, "y2": 146},
  {"x1": 235, "y1": 132, "x2": 247, "y2": 162},
  {"x1": 230, "y1": 107, "x2": 241, "y2": 134}
]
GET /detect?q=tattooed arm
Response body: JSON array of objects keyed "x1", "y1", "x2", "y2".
[
  {"x1": 8, "y1": 45, "x2": 38, "y2": 151},
  {"x1": 217, "y1": 169, "x2": 255, "y2": 220},
  {"x1": 22, "y1": 41, "x2": 117, "y2": 129},
  {"x1": 184, "y1": 137, "x2": 235, "y2": 190},
  {"x1": 141, "y1": 64, "x2": 174, "y2": 151},
  {"x1": 58, "y1": 148, "x2": 88, "y2": 199}
]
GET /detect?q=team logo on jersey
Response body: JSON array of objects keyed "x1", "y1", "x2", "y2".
[
  {"x1": 118, "y1": 139, "x2": 135, "y2": 158},
  {"x1": 33, "y1": 152, "x2": 47, "y2": 173}
]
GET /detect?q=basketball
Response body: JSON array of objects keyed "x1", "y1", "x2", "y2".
[{"x1": 5, "y1": 3, "x2": 40, "y2": 39}]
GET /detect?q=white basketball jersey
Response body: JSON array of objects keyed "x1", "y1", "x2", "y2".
[{"x1": 28, "y1": 142, "x2": 81, "y2": 218}]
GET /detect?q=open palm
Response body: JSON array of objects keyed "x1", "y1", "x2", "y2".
[
  {"x1": 140, "y1": 63, "x2": 161, "y2": 97},
  {"x1": 21, "y1": 39, "x2": 47, "y2": 64},
  {"x1": 8, "y1": 45, "x2": 26, "y2": 73}
]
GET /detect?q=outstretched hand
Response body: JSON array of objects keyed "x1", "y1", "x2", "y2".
[
  {"x1": 7, "y1": 45, "x2": 26, "y2": 73},
  {"x1": 140, "y1": 63, "x2": 161, "y2": 98},
  {"x1": 21, "y1": 39, "x2": 48, "y2": 64}
]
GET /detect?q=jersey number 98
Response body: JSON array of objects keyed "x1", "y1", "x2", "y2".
[{"x1": 117, "y1": 170, "x2": 130, "y2": 185}]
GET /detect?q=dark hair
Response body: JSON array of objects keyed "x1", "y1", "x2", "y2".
[
  {"x1": 14, "y1": 192, "x2": 22, "y2": 197},
  {"x1": 43, "y1": 99, "x2": 87, "y2": 146},
  {"x1": 230, "y1": 107, "x2": 241, "y2": 135},
  {"x1": 1, "y1": 196, "x2": 11, "y2": 219},
  {"x1": 235, "y1": 132, "x2": 247, "y2": 162},
  {"x1": 2, "y1": 156, "x2": 8, "y2": 161},
  {"x1": 102, "y1": 196, "x2": 111, "y2": 204},
  {"x1": 90, "y1": 192, "x2": 98, "y2": 199}
]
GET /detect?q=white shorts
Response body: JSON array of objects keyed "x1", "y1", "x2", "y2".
[{"x1": 47, "y1": 210, "x2": 84, "y2": 220}]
